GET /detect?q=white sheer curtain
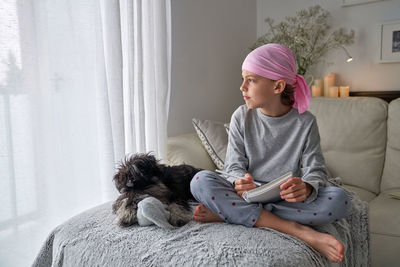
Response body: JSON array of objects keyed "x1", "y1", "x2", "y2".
[
  {"x1": 121, "y1": 0, "x2": 171, "y2": 159},
  {"x1": 0, "y1": 0, "x2": 171, "y2": 266}
]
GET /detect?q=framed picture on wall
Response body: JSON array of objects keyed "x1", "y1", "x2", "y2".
[
  {"x1": 379, "y1": 20, "x2": 400, "y2": 63},
  {"x1": 341, "y1": 0, "x2": 383, "y2": 7}
]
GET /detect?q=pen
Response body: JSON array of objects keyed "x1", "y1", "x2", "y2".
[{"x1": 215, "y1": 170, "x2": 262, "y2": 186}]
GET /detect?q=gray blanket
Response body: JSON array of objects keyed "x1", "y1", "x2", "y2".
[{"x1": 32, "y1": 183, "x2": 369, "y2": 267}]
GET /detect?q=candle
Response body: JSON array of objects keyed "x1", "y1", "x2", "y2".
[
  {"x1": 314, "y1": 79, "x2": 323, "y2": 88},
  {"x1": 311, "y1": 85, "x2": 322, "y2": 97},
  {"x1": 339, "y1": 86, "x2": 350, "y2": 97},
  {"x1": 324, "y1": 73, "x2": 335, "y2": 97},
  {"x1": 328, "y1": 86, "x2": 339, "y2": 98}
]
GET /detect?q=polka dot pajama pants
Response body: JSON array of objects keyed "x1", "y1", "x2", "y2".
[{"x1": 190, "y1": 170, "x2": 351, "y2": 228}]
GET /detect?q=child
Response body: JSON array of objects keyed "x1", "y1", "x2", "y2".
[{"x1": 190, "y1": 44, "x2": 351, "y2": 263}]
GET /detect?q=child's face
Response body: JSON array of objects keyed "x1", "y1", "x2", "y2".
[{"x1": 240, "y1": 70, "x2": 280, "y2": 110}]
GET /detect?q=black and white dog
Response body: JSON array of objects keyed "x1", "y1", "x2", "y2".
[{"x1": 112, "y1": 152, "x2": 201, "y2": 227}]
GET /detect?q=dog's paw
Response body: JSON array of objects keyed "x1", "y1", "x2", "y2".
[
  {"x1": 115, "y1": 198, "x2": 138, "y2": 227},
  {"x1": 167, "y1": 203, "x2": 193, "y2": 227}
]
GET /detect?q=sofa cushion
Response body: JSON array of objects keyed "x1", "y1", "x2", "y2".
[
  {"x1": 381, "y1": 98, "x2": 400, "y2": 191},
  {"x1": 370, "y1": 233, "x2": 400, "y2": 267},
  {"x1": 192, "y1": 118, "x2": 228, "y2": 170},
  {"x1": 167, "y1": 133, "x2": 216, "y2": 170},
  {"x1": 341, "y1": 185, "x2": 377, "y2": 202},
  {"x1": 368, "y1": 189, "x2": 400, "y2": 237},
  {"x1": 308, "y1": 97, "x2": 388, "y2": 195}
]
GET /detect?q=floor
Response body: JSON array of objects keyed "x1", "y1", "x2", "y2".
[{"x1": 0, "y1": 220, "x2": 56, "y2": 267}]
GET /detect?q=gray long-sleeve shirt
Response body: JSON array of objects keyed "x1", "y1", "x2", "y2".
[{"x1": 224, "y1": 105, "x2": 328, "y2": 203}]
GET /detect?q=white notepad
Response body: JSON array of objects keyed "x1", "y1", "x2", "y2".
[{"x1": 242, "y1": 172, "x2": 292, "y2": 203}]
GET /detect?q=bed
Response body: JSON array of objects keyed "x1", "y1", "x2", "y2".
[{"x1": 32, "y1": 178, "x2": 369, "y2": 267}]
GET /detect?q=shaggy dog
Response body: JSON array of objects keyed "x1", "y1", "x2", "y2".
[{"x1": 112, "y1": 152, "x2": 202, "y2": 227}]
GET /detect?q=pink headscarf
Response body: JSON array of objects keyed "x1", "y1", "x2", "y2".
[{"x1": 242, "y1": 43, "x2": 311, "y2": 114}]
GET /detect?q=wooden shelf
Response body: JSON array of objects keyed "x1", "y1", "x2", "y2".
[{"x1": 349, "y1": 91, "x2": 400, "y2": 103}]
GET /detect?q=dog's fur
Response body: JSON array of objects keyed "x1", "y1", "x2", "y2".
[{"x1": 112, "y1": 152, "x2": 202, "y2": 227}]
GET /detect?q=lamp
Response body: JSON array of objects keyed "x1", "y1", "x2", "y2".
[{"x1": 341, "y1": 46, "x2": 353, "y2": 62}]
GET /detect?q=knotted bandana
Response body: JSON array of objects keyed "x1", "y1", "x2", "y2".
[{"x1": 242, "y1": 43, "x2": 311, "y2": 114}]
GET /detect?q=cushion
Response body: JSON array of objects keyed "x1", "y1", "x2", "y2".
[
  {"x1": 381, "y1": 98, "x2": 400, "y2": 191},
  {"x1": 341, "y1": 185, "x2": 377, "y2": 202},
  {"x1": 308, "y1": 97, "x2": 388, "y2": 195},
  {"x1": 370, "y1": 233, "x2": 400, "y2": 267},
  {"x1": 192, "y1": 118, "x2": 228, "y2": 170},
  {"x1": 368, "y1": 189, "x2": 400, "y2": 237},
  {"x1": 167, "y1": 133, "x2": 216, "y2": 170}
]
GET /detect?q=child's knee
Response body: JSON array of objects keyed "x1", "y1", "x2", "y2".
[
  {"x1": 320, "y1": 187, "x2": 352, "y2": 223},
  {"x1": 329, "y1": 187, "x2": 351, "y2": 212},
  {"x1": 337, "y1": 188, "x2": 351, "y2": 217},
  {"x1": 190, "y1": 170, "x2": 217, "y2": 196}
]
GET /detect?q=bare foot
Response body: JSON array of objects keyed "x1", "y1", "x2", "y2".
[
  {"x1": 295, "y1": 223, "x2": 345, "y2": 263},
  {"x1": 255, "y1": 209, "x2": 345, "y2": 263},
  {"x1": 193, "y1": 204, "x2": 224, "y2": 223}
]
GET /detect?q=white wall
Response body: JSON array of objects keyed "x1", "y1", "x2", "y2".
[
  {"x1": 256, "y1": 0, "x2": 400, "y2": 91},
  {"x1": 168, "y1": 0, "x2": 400, "y2": 137},
  {"x1": 168, "y1": 0, "x2": 257, "y2": 136}
]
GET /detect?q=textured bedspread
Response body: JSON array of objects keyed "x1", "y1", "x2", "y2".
[{"x1": 32, "y1": 184, "x2": 369, "y2": 267}]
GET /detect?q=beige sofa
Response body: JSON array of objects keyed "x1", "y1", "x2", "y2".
[{"x1": 167, "y1": 97, "x2": 400, "y2": 267}]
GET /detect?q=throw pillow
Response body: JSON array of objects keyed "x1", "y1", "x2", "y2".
[{"x1": 192, "y1": 118, "x2": 228, "y2": 170}]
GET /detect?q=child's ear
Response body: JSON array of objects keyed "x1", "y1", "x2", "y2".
[{"x1": 274, "y1": 80, "x2": 286, "y2": 93}]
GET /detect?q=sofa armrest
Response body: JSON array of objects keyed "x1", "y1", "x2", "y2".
[{"x1": 167, "y1": 133, "x2": 216, "y2": 170}]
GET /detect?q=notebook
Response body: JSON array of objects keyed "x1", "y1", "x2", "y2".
[{"x1": 242, "y1": 172, "x2": 292, "y2": 203}]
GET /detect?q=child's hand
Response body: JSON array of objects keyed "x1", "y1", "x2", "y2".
[
  {"x1": 280, "y1": 177, "x2": 313, "y2": 202},
  {"x1": 234, "y1": 173, "x2": 257, "y2": 197}
]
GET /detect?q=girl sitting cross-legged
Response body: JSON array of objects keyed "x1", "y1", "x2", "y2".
[{"x1": 190, "y1": 43, "x2": 351, "y2": 263}]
